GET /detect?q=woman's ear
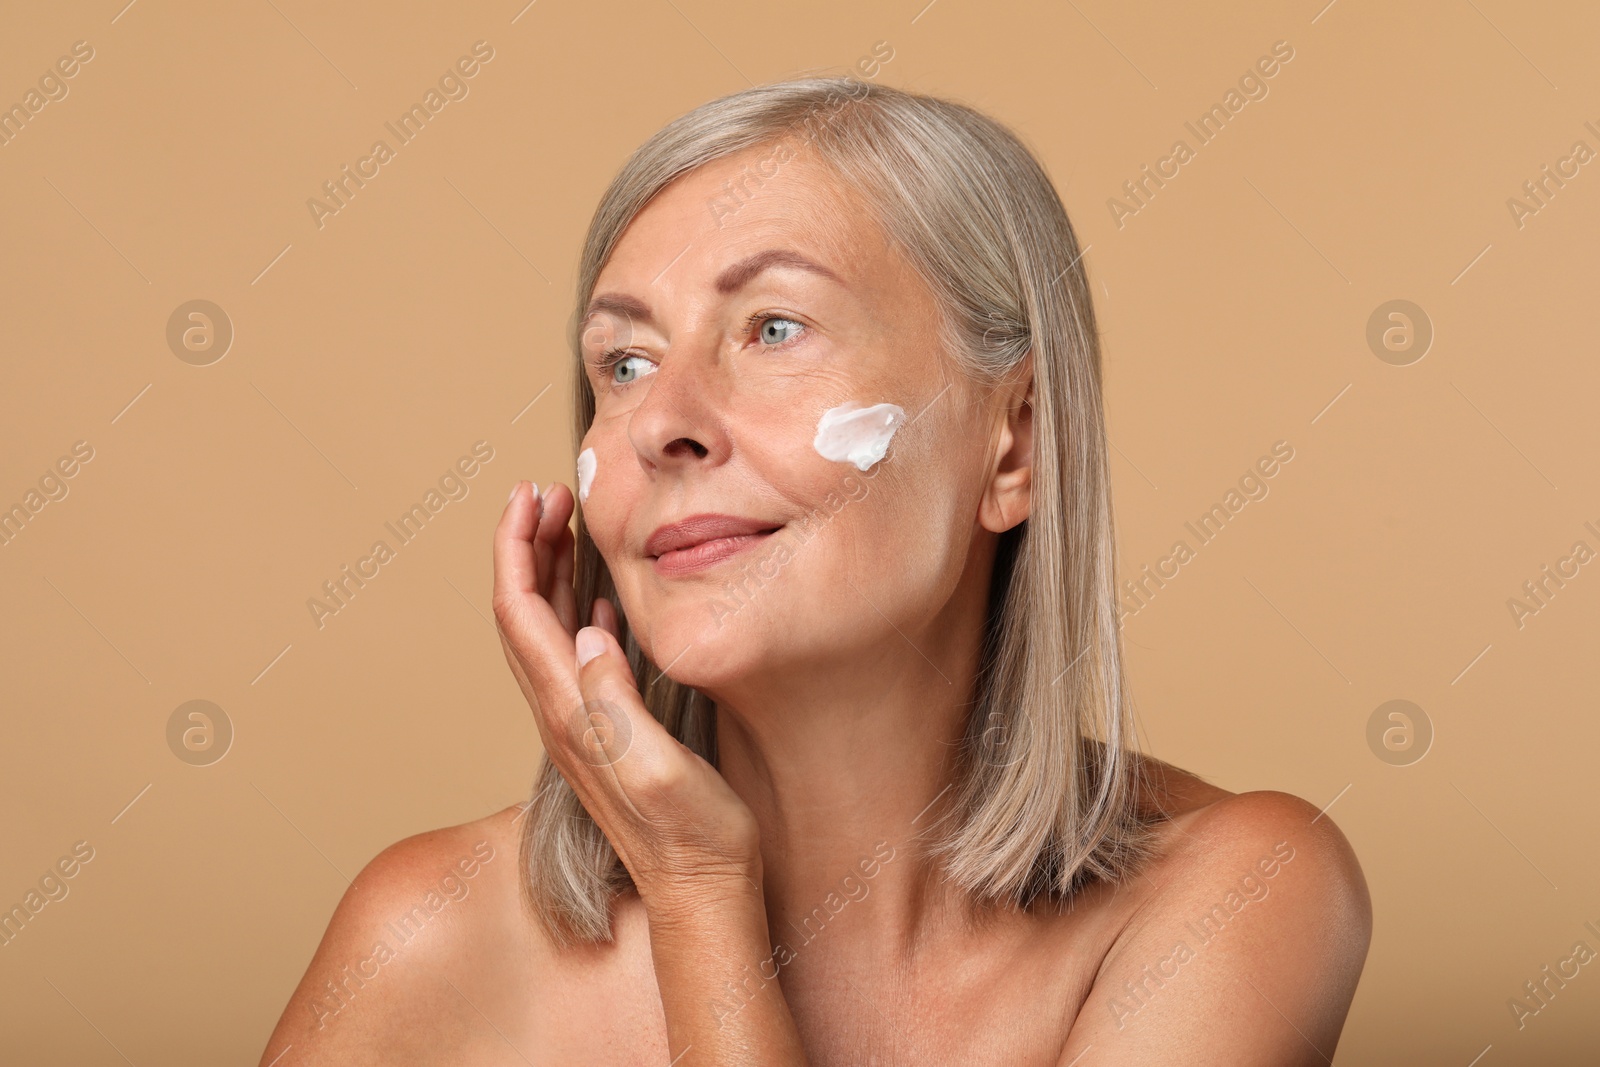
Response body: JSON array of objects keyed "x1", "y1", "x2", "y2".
[{"x1": 979, "y1": 351, "x2": 1033, "y2": 534}]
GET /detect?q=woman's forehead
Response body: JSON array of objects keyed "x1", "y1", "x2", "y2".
[{"x1": 597, "y1": 151, "x2": 878, "y2": 286}]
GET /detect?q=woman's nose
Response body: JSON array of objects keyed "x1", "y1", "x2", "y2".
[{"x1": 625, "y1": 344, "x2": 732, "y2": 472}]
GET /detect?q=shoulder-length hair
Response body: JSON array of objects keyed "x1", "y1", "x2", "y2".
[{"x1": 520, "y1": 73, "x2": 1158, "y2": 948}]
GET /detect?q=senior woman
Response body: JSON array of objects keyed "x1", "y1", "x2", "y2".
[{"x1": 261, "y1": 75, "x2": 1370, "y2": 1065}]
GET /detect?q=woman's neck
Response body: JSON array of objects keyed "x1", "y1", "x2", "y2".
[{"x1": 707, "y1": 628, "x2": 983, "y2": 966}]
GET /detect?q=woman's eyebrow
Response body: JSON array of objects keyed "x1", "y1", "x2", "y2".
[
  {"x1": 713, "y1": 248, "x2": 845, "y2": 294},
  {"x1": 583, "y1": 293, "x2": 654, "y2": 330},
  {"x1": 581, "y1": 249, "x2": 846, "y2": 328}
]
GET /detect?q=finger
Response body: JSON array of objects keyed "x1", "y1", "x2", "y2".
[
  {"x1": 531, "y1": 482, "x2": 579, "y2": 631},
  {"x1": 495, "y1": 481, "x2": 537, "y2": 597},
  {"x1": 535, "y1": 480, "x2": 574, "y2": 546},
  {"x1": 544, "y1": 537, "x2": 578, "y2": 635},
  {"x1": 529, "y1": 482, "x2": 552, "y2": 598},
  {"x1": 548, "y1": 525, "x2": 579, "y2": 635},
  {"x1": 493, "y1": 485, "x2": 611, "y2": 811},
  {"x1": 493, "y1": 483, "x2": 579, "y2": 694},
  {"x1": 592, "y1": 597, "x2": 619, "y2": 639},
  {"x1": 572, "y1": 626, "x2": 656, "y2": 787}
]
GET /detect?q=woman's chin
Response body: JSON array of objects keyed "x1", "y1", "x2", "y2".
[{"x1": 629, "y1": 607, "x2": 777, "y2": 691}]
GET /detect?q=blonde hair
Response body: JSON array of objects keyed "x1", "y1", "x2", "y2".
[{"x1": 520, "y1": 73, "x2": 1158, "y2": 947}]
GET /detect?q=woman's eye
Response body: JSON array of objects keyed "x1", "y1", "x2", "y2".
[
  {"x1": 612, "y1": 354, "x2": 655, "y2": 386},
  {"x1": 757, "y1": 317, "x2": 803, "y2": 345}
]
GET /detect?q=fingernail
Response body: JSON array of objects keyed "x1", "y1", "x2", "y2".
[
  {"x1": 531, "y1": 482, "x2": 540, "y2": 500},
  {"x1": 508, "y1": 481, "x2": 520, "y2": 503},
  {"x1": 576, "y1": 627, "x2": 605, "y2": 667}
]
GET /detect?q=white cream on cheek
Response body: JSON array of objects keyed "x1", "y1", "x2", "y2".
[
  {"x1": 576, "y1": 447, "x2": 596, "y2": 503},
  {"x1": 813, "y1": 401, "x2": 906, "y2": 472}
]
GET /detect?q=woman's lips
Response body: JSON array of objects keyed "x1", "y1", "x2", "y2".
[
  {"x1": 651, "y1": 529, "x2": 779, "y2": 576},
  {"x1": 645, "y1": 513, "x2": 784, "y2": 577}
]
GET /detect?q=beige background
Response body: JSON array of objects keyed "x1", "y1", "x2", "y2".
[{"x1": 2, "y1": 0, "x2": 1597, "y2": 1062}]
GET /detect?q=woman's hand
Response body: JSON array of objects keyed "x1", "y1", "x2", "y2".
[
  {"x1": 491, "y1": 480, "x2": 763, "y2": 914},
  {"x1": 493, "y1": 480, "x2": 810, "y2": 1064}
]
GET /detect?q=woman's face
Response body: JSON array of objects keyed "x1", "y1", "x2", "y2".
[{"x1": 577, "y1": 142, "x2": 1024, "y2": 693}]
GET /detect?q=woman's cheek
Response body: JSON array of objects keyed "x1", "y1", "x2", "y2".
[{"x1": 574, "y1": 438, "x2": 629, "y2": 563}]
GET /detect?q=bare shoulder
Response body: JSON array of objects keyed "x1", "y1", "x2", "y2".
[
  {"x1": 257, "y1": 804, "x2": 540, "y2": 1066},
  {"x1": 1057, "y1": 757, "x2": 1372, "y2": 1064},
  {"x1": 1130, "y1": 753, "x2": 1367, "y2": 891},
  {"x1": 1158, "y1": 784, "x2": 1373, "y2": 967}
]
